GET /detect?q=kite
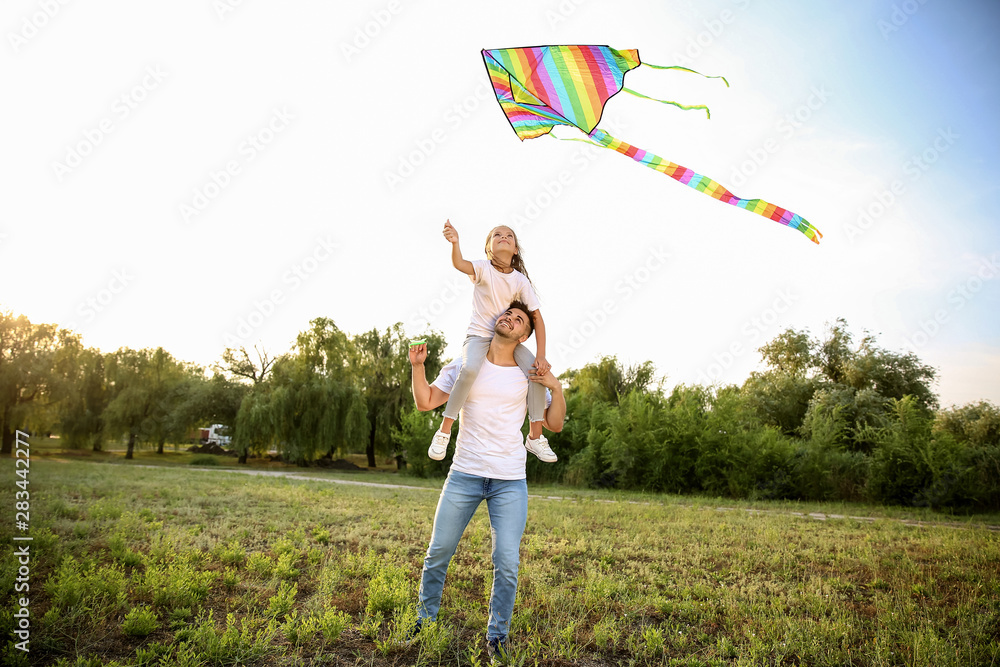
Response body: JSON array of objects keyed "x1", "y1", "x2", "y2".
[{"x1": 482, "y1": 45, "x2": 822, "y2": 244}]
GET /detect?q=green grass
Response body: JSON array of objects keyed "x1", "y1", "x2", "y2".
[
  {"x1": 2, "y1": 458, "x2": 998, "y2": 666},
  {"x1": 30, "y1": 436, "x2": 1000, "y2": 526}
]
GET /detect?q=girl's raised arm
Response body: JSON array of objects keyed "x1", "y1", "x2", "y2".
[{"x1": 443, "y1": 219, "x2": 475, "y2": 276}]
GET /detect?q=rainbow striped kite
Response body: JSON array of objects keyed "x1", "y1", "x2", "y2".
[{"x1": 482, "y1": 45, "x2": 822, "y2": 244}]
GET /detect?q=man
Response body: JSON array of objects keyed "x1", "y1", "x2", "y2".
[{"x1": 407, "y1": 300, "x2": 566, "y2": 659}]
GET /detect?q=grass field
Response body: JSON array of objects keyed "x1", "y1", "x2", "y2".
[{"x1": 2, "y1": 453, "x2": 999, "y2": 666}]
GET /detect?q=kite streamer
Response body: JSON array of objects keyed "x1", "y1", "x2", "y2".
[{"x1": 482, "y1": 45, "x2": 822, "y2": 244}]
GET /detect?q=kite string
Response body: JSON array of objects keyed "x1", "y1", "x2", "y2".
[{"x1": 546, "y1": 132, "x2": 607, "y2": 149}]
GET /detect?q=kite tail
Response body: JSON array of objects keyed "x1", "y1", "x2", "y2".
[
  {"x1": 622, "y1": 87, "x2": 713, "y2": 119},
  {"x1": 639, "y1": 62, "x2": 730, "y2": 88},
  {"x1": 588, "y1": 128, "x2": 822, "y2": 244}
]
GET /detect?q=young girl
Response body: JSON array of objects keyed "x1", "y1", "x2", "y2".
[{"x1": 429, "y1": 220, "x2": 557, "y2": 463}]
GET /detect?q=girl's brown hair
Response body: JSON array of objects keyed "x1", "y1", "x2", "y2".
[{"x1": 484, "y1": 226, "x2": 532, "y2": 285}]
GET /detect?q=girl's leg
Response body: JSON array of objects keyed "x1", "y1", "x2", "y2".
[
  {"x1": 440, "y1": 336, "x2": 492, "y2": 428},
  {"x1": 513, "y1": 343, "x2": 546, "y2": 440}
]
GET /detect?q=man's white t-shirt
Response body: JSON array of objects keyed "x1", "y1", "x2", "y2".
[
  {"x1": 466, "y1": 260, "x2": 541, "y2": 338},
  {"x1": 432, "y1": 358, "x2": 551, "y2": 480}
]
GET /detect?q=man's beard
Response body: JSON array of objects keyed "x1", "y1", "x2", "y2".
[{"x1": 494, "y1": 320, "x2": 520, "y2": 340}]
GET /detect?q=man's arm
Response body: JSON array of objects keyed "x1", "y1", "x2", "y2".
[
  {"x1": 531, "y1": 370, "x2": 565, "y2": 433},
  {"x1": 409, "y1": 343, "x2": 450, "y2": 411}
]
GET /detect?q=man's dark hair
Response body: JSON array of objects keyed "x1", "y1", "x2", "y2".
[{"x1": 506, "y1": 300, "x2": 534, "y2": 338}]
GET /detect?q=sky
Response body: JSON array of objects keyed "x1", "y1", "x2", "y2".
[{"x1": 2, "y1": 0, "x2": 998, "y2": 407}]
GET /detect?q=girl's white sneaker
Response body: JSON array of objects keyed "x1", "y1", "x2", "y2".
[
  {"x1": 525, "y1": 434, "x2": 557, "y2": 462},
  {"x1": 428, "y1": 431, "x2": 450, "y2": 460}
]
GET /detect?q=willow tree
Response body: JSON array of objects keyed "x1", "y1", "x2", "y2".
[
  {"x1": 103, "y1": 347, "x2": 196, "y2": 458},
  {"x1": 57, "y1": 346, "x2": 109, "y2": 450},
  {"x1": 0, "y1": 311, "x2": 79, "y2": 453},
  {"x1": 351, "y1": 323, "x2": 446, "y2": 468},
  {"x1": 232, "y1": 320, "x2": 369, "y2": 466}
]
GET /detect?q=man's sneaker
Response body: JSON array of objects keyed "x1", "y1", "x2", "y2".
[
  {"x1": 486, "y1": 636, "x2": 509, "y2": 664},
  {"x1": 403, "y1": 619, "x2": 422, "y2": 646},
  {"x1": 525, "y1": 433, "x2": 557, "y2": 462},
  {"x1": 428, "y1": 430, "x2": 450, "y2": 460}
]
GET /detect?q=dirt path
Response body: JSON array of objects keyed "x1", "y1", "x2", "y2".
[{"x1": 101, "y1": 462, "x2": 1000, "y2": 532}]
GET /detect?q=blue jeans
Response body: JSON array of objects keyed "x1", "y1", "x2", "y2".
[{"x1": 417, "y1": 469, "x2": 528, "y2": 641}]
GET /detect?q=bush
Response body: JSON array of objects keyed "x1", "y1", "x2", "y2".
[
  {"x1": 963, "y1": 445, "x2": 1000, "y2": 510},
  {"x1": 395, "y1": 407, "x2": 450, "y2": 478},
  {"x1": 562, "y1": 402, "x2": 617, "y2": 488},
  {"x1": 190, "y1": 455, "x2": 219, "y2": 466},
  {"x1": 552, "y1": 353, "x2": 996, "y2": 510},
  {"x1": 935, "y1": 401, "x2": 1000, "y2": 447},
  {"x1": 867, "y1": 397, "x2": 970, "y2": 508},
  {"x1": 121, "y1": 606, "x2": 158, "y2": 637}
]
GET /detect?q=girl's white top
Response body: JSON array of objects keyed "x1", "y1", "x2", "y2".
[{"x1": 466, "y1": 259, "x2": 540, "y2": 337}]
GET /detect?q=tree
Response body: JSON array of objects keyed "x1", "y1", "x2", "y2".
[
  {"x1": 232, "y1": 384, "x2": 274, "y2": 464},
  {"x1": 146, "y1": 352, "x2": 204, "y2": 454},
  {"x1": 214, "y1": 344, "x2": 277, "y2": 463},
  {"x1": 248, "y1": 354, "x2": 368, "y2": 466},
  {"x1": 350, "y1": 324, "x2": 446, "y2": 468},
  {"x1": 552, "y1": 356, "x2": 660, "y2": 482},
  {"x1": 103, "y1": 348, "x2": 156, "y2": 459},
  {"x1": 757, "y1": 329, "x2": 815, "y2": 376},
  {"x1": 562, "y1": 356, "x2": 657, "y2": 408},
  {"x1": 743, "y1": 320, "x2": 938, "y2": 447},
  {"x1": 740, "y1": 371, "x2": 819, "y2": 436},
  {"x1": 103, "y1": 347, "x2": 197, "y2": 458},
  {"x1": 230, "y1": 318, "x2": 398, "y2": 466},
  {"x1": 184, "y1": 373, "x2": 247, "y2": 436},
  {"x1": 935, "y1": 401, "x2": 1000, "y2": 447},
  {"x1": 57, "y1": 346, "x2": 110, "y2": 450},
  {"x1": 216, "y1": 344, "x2": 277, "y2": 385},
  {"x1": 0, "y1": 311, "x2": 78, "y2": 453}
]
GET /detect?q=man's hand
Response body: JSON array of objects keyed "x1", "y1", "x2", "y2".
[
  {"x1": 529, "y1": 367, "x2": 562, "y2": 391},
  {"x1": 409, "y1": 343, "x2": 427, "y2": 366},
  {"x1": 535, "y1": 366, "x2": 566, "y2": 433},
  {"x1": 443, "y1": 219, "x2": 459, "y2": 244}
]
